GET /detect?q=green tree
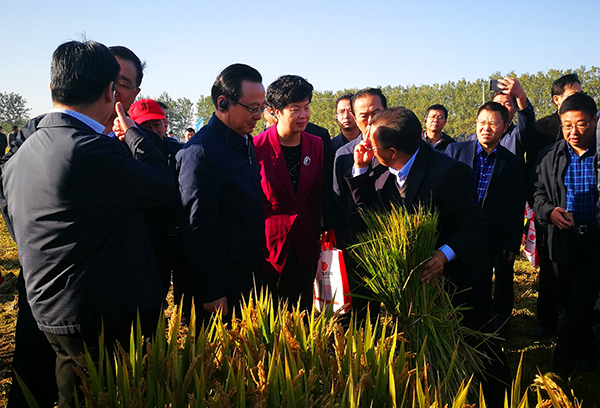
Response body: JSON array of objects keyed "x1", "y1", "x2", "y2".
[{"x1": 0, "y1": 92, "x2": 31, "y2": 129}]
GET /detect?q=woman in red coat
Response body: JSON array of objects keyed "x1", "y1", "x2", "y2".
[{"x1": 254, "y1": 75, "x2": 323, "y2": 310}]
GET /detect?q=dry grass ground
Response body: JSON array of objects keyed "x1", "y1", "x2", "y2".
[{"x1": 0, "y1": 217, "x2": 598, "y2": 406}]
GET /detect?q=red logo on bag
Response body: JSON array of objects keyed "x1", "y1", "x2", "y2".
[{"x1": 321, "y1": 261, "x2": 328, "y2": 271}]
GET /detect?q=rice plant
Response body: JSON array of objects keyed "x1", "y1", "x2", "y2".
[{"x1": 350, "y1": 204, "x2": 489, "y2": 401}]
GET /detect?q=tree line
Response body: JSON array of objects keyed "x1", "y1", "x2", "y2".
[{"x1": 4, "y1": 66, "x2": 600, "y2": 139}]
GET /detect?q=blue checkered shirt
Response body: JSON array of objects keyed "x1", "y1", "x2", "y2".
[
  {"x1": 564, "y1": 146, "x2": 598, "y2": 226},
  {"x1": 473, "y1": 144, "x2": 497, "y2": 203}
]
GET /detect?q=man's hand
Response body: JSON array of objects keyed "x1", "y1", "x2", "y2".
[
  {"x1": 354, "y1": 127, "x2": 374, "y2": 169},
  {"x1": 498, "y1": 77, "x2": 528, "y2": 110},
  {"x1": 550, "y1": 207, "x2": 574, "y2": 230},
  {"x1": 112, "y1": 101, "x2": 137, "y2": 140},
  {"x1": 202, "y1": 296, "x2": 229, "y2": 315},
  {"x1": 420, "y1": 250, "x2": 447, "y2": 283}
]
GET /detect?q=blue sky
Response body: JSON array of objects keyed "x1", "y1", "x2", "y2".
[{"x1": 2, "y1": 0, "x2": 599, "y2": 117}]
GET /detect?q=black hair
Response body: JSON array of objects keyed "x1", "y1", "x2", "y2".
[
  {"x1": 185, "y1": 127, "x2": 195, "y2": 133},
  {"x1": 370, "y1": 107, "x2": 421, "y2": 155},
  {"x1": 156, "y1": 101, "x2": 169, "y2": 110},
  {"x1": 491, "y1": 91, "x2": 517, "y2": 107},
  {"x1": 211, "y1": 63, "x2": 262, "y2": 108},
  {"x1": 109, "y1": 46, "x2": 145, "y2": 87},
  {"x1": 477, "y1": 102, "x2": 509, "y2": 124},
  {"x1": 51, "y1": 40, "x2": 120, "y2": 107},
  {"x1": 551, "y1": 73, "x2": 581, "y2": 97},
  {"x1": 559, "y1": 93, "x2": 597, "y2": 118},
  {"x1": 11, "y1": 126, "x2": 18, "y2": 131},
  {"x1": 424, "y1": 104, "x2": 448, "y2": 121},
  {"x1": 350, "y1": 88, "x2": 388, "y2": 113},
  {"x1": 335, "y1": 93, "x2": 354, "y2": 109},
  {"x1": 266, "y1": 75, "x2": 313, "y2": 111}
]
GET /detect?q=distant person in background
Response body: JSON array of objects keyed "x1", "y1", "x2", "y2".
[
  {"x1": 0, "y1": 126, "x2": 6, "y2": 155},
  {"x1": 183, "y1": 127, "x2": 195, "y2": 142},
  {"x1": 262, "y1": 106, "x2": 277, "y2": 129},
  {"x1": 489, "y1": 76, "x2": 536, "y2": 159},
  {"x1": 532, "y1": 73, "x2": 582, "y2": 341},
  {"x1": 331, "y1": 93, "x2": 360, "y2": 153},
  {"x1": 422, "y1": 104, "x2": 455, "y2": 151},
  {"x1": 255, "y1": 75, "x2": 323, "y2": 310},
  {"x1": 130, "y1": 99, "x2": 168, "y2": 138},
  {"x1": 8, "y1": 126, "x2": 18, "y2": 145}
]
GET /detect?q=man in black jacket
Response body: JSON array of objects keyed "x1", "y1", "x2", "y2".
[
  {"x1": 533, "y1": 93, "x2": 600, "y2": 377},
  {"x1": 3, "y1": 40, "x2": 173, "y2": 408},
  {"x1": 177, "y1": 63, "x2": 265, "y2": 323}
]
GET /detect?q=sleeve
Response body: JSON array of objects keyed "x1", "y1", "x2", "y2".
[
  {"x1": 505, "y1": 160, "x2": 526, "y2": 253},
  {"x1": 79, "y1": 129, "x2": 174, "y2": 209},
  {"x1": 516, "y1": 100, "x2": 537, "y2": 150},
  {"x1": 532, "y1": 153, "x2": 556, "y2": 224},
  {"x1": 178, "y1": 143, "x2": 226, "y2": 303}
]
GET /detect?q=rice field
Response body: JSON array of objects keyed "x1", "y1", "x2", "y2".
[{"x1": 0, "y1": 216, "x2": 599, "y2": 406}]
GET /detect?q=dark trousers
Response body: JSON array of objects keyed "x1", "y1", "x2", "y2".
[
  {"x1": 552, "y1": 231, "x2": 600, "y2": 374},
  {"x1": 535, "y1": 220, "x2": 559, "y2": 330},
  {"x1": 7, "y1": 272, "x2": 57, "y2": 408},
  {"x1": 263, "y1": 248, "x2": 316, "y2": 312},
  {"x1": 492, "y1": 255, "x2": 515, "y2": 329},
  {"x1": 44, "y1": 310, "x2": 159, "y2": 408}
]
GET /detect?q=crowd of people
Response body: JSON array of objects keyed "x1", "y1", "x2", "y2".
[{"x1": 1, "y1": 39, "x2": 599, "y2": 408}]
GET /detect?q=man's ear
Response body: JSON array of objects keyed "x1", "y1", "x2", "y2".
[
  {"x1": 502, "y1": 122, "x2": 510, "y2": 134},
  {"x1": 103, "y1": 81, "x2": 115, "y2": 103},
  {"x1": 552, "y1": 94, "x2": 561, "y2": 108},
  {"x1": 134, "y1": 87, "x2": 141, "y2": 100}
]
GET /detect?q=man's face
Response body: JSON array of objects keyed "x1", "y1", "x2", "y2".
[
  {"x1": 142, "y1": 119, "x2": 167, "y2": 138},
  {"x1": 476, "y1": 109, "x2": 508, "y2": 149},
  {"x1": 161, "y1": 107, "x2": 169, "y2": 131},
  {"x1": 227, "y1": 80, "x2": 265, "y2": 136},
  {"x1": 277, "y1": 99, "x2": 310, "y2": 135},
  {"x1": 114, "y1": 57, "x2": 141, "y2": 112},
  {"x1": 425, "y1": 109, "x2": 446, "y2": 133},
  {"x1": 553, "y1": 83, "x2": 583, "y2": 110},
  {"x1": 560, "y1": 110, "x2": 596, "y2": 153},
  {"x1": 336, "y1": 99, "x2": 357, "y2": 131},
  {"x1": 352, "y1": 94, "x2": 385, "y2": 134},
  {"x1": 184, "y1": 130, "x2": 194, "y2": 142},
  {"x1": 492, "y1": 94, "x2": 516, "y2": 123}
]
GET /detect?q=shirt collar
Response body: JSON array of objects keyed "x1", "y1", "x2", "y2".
[
  {"x1": 389, "y1": 147, "x2": 419, "y2": 180},
  {"x1": 476, "y1": 143, "x2": 497, "y2": 158},
  {"x1": 49, "y1": 108, "x2": 106, "y2": 135}
]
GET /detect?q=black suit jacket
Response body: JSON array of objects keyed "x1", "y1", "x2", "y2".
[
  {"x1": 346, "y1": 142, "x2": 492, "y2": 327},
  {"x1": 2, "y1": 112, "x2": 174, "y2": 334},
  {"x1": 445, "y1": 140, "x2": 525, "y2": 256}
]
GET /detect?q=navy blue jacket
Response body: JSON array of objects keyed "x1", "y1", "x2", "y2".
[
  {"x1": 177, "y1": 115, "x2": 264, "y2": 304},
  {"x1": 445, "y1": 140, "x2": 525, "y2": 256},
  {"x1": 2, "y1": 112, "x2": 173, "y2": 334}
]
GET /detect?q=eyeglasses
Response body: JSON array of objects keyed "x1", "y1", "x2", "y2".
[
  {"x1": 427, "y1": 115, "x2": 446, "y2": 121},
  {"x1": 561, "y1": 122, "x2": 591, "y2": 133},
  {"x1": 368, "y1": 146, "x2": 391, "y2": 152},
  {"x1": 235, "y1": 100, "x2": 267, "y2": 115},
  {"x1": 336, "y1": 109, "x2": 352, "y2": 117},
  {"x1": 476, "y1": 120, "x2": 502, "y2": 130},
  {"x1": 116, "y1": 80, "x2": 139, "y2": 91}
]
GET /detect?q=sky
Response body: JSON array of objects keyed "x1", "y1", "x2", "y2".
[{"x1": 2, "y1": 0, "x2": 599, "y2": 118}]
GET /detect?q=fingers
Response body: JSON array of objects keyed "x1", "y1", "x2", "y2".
[{"x1": 115, "y1": 101, "x2": 126, "y2": 120}]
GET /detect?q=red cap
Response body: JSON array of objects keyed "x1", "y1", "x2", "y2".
[{"x1": 129, "y1": 99, "x2": 164, "y2": 124}]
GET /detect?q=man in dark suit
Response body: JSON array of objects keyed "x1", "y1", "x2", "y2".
[
  {"x1": 2, "y1": 40, "x2": 173, "y2": 408},
  {"x1": 446, "y1": 102, "x2": 525, "y2": 335},
  {"x1": 177, "y1": 64, "x2": 266, "y2": 323},
  {"x1": 349, "y1": 107, "x2": 511, "y2": 405},
  {"x1": 0, "y1": 126, "x2": 6, "y2": 156}
]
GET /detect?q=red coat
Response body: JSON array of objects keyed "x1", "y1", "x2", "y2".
[{"x1": 254, "y1": 126, "x2": 323, "y2": 275}]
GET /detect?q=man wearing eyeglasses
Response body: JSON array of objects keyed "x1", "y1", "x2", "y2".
[
  {"x1": 422, "y1": 104, "x2": 455, "y2": 152},
  {"x1": 331, "y1": 93, "x2": 360, "y2": 153},
  {"x1": 533, "y1": 93, "x2": 600, "y2": 378},
  {"x1": 177, "y1": 63, "x2": 266, "y2": 323},
  {"x1": 445, "y1": 102, "x2": 525, "y2": 337}
]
